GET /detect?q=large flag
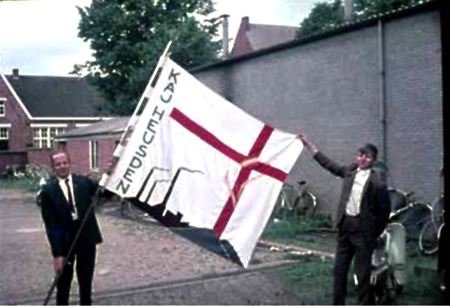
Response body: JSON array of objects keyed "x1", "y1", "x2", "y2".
[{"x1": 101, "y1": 53, "x2": 303, "y2": 268}]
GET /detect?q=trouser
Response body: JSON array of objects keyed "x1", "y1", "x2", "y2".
[
  {"x1": 56, "y1": 242, "x2": 97, "y2": 305},
  {"x1": 333, "y1": 215, "x2": 374, "y2": 305}
]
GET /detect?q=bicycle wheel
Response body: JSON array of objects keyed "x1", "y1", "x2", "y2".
[
  {"x1": 392, "y1": 202, "x2": 432, "y2": 243},
  {"x1": 419, "y1": 220, "x2": 439, "y2": 255},
  {"x1": 273, "y1": 192, "x2": 287, "y2": 219},
  {"x1": 294, "y1": 191, "x2": 317, "y2": 216},
  {"x1": 388, "y1": 188, "x2": 408, "y2": 211},
  {"x1": 431, "y1": 196, "x2": 445, "y2": 230}
]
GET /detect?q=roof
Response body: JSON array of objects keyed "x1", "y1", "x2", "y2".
[
  {"x1": 245, "y1": 24, "x2": 298, "y2": 50},
  {"x1": 57, "y1": 116, "x2": 129, "y2": 141},
  {"x1": 5, "y1": 74, "x2": 109, "y2": 118},
  {"x1": 247, "y1": 23, "x2": 299, "y2": 50},
  {"x1": 194, "y1": 0, "x2": 439, "y2": 73},
  {"x1": 231, "y1": 17, "x2": 298, "y2": 57}
]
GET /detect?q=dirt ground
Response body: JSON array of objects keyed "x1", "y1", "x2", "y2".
[{"x1": 0, "y1": 188, "x2": 320, "y2": 305}]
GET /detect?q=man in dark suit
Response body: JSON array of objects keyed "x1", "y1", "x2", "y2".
[
  {"x1": 299, "y1": 134, "x2": 391, "y2": 305},
  {"x1": 40, "y1": 150, "x2": 103, "y2": 305}
]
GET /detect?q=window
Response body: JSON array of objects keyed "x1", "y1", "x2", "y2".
[
  {"x1": 0, "y1": 99, "x2": 5, "y2": 117},
  {"x1": 32, "y1": 127, "x2": 65, "y2": 148},
  {"x1": 0, "y1": 127, "x2": 9, "y2": 150},
  {"x1": 90, "y1": 140, "x2": 99, "y2": 170}
]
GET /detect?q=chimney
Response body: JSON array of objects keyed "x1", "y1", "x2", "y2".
[
  {"x1": 242, "y1": 16, "x2": 250, "y2": 31},
  {"x1": 12, "y1": 68, "x2": 19, "y2": 79},
  {"x1": 221, "y1": 14, "x2": 230, "y2": 59},
  {"x1": 344, "y1": 0, "x2": 354, "y2": 22}
]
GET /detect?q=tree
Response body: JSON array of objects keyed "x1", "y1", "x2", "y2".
[
  {"x1": 298, "y1": 0, "x2": 423, "y2": 38},
  {"x1": 298, "y1": 0, "x2": 344, "y2": 37},
  {"x1": 354, "y1": 0, "x2": 423, "y2": 17},
  {"x1": 74, "y1": 0, "x2": 221, "y2": 115}
]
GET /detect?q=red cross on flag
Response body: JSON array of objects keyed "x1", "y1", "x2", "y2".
[{"x1": 101, "y1": 54, "x2": 303, "y2": 267}]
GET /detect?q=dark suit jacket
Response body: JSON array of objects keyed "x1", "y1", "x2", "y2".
[
  {"x1": 40, "y1": 174, "x2": 103, "y2": 258},
  {"x1": 314, "y1": 151, "x2": 391, "y2": 245}
]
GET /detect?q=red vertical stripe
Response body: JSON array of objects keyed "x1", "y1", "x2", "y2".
[
  {"x1": 169, "y1": 107, "x2": 287, "y2": 238},
  {"x1": 213, "y1": 125, "x2": 273, "y2": 237}
]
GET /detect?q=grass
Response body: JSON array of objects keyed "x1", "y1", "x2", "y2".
[
  {"x1": 277, "y1": 255, "x2": 336, "y2": 304},
  {"x1": 395, "y1": 253, "x2": 443, "y2": 305},
  {"x1": 262, "y1": 213, "x2": 334, "y2": 251},
  {"x1": 264, "y1": 214, "x2": 444, "y2": 305},
  {"x1": 274, "y1": 250, "x2": 442, "y2": 305},
  {"x1": 262, "y1": 213, "x2": 332, "y2": 239},
  {"x1": 0, "y1": 177, "x2": 40, "y2": 192},
  {"x1": 0, "y1": 178, "x2": 41, "y2": 205}
]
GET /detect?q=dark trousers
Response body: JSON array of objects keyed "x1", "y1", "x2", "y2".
[
  {"x1": 57, "y1": 242, "x2": 97, "y2": 305},
  {"x1": 333, "y1": 215, "x2": 374, "y2": 305}
]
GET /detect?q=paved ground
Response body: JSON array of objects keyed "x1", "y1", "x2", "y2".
[{"x1": 0, "y1": 188, "x2": 309, "y2": 305}]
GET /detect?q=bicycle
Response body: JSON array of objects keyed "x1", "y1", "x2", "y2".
[
  {"x1": 419, "y1": 194, "x2": 445, "y2": 255},
  {"x1": 273, "y1": 180, "x2": 317, "y2": 220},
  {"x1": 387, "y1": 188, "x2": 433, "y2": 255}
]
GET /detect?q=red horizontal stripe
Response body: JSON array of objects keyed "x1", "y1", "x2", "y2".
[
  {"x1": 170, "y1": 107, "x2": 288, "y2": 238},
  {"x1": 170, "y1": 108, "x2": 245, "y2": 163}
]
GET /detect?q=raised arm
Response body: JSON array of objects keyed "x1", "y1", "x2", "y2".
[
  {"x1": 298, "y1": 132, "x2": 348, "y2": 178},
  {"x1": 298, "y1": 133, "x2": 318, "y2": 155}
]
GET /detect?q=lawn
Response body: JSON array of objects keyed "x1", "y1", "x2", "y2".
[{"x1": 263, "y1": 213, "x2": 445, "y2": 304}]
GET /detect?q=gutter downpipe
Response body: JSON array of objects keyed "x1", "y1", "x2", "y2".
[{"x1": 378, "y1": 20, "x2": 387, "y2": 165}]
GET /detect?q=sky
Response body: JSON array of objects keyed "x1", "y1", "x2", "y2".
[{"x1": 0, "y1": 0, "x2": 325, "y2": 76}]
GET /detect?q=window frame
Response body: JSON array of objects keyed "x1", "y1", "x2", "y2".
[
  {"x1": 0, "y1": 127, "x2": 9, "y2": 139},
  {"x1": 89, "y1": 140, "x2": 99, "y2": 171},
  {"x1": 0, "y1": 126, "x2": 9, "y2": 150},
  {"x1": 31, "y1": 125, "x2": 66, "y2": 149},
  {"x1": 0, "y1": 98, "x2": 6, "y2": 117}
]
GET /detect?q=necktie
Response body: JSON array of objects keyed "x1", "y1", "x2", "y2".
[{"x1": 64, "y1": 178, "x2": 75, "y2": 212}]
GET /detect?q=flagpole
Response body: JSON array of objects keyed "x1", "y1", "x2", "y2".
[
  {"x1": 99, "y1": 41, "x2": 173, "y2": 188},
  {"x1": 43, "y1": 189, "x2": 103, "y2": 305},
  {"x1": 128, "y1": 41, "x2": 173, "y2": 121}
]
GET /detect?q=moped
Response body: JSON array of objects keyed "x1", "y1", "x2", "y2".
[
  {"x1": 370, "y1": 219, "x2": 406, "y2": 304},
  {"x1": 354, "y1": 189, "x2": 410, "y2": 304}
]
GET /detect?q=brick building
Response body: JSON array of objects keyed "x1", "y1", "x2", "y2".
[
  {"x1": 55, "y1": 117, "x2": 128, "y2": 178},
  {"x1": 231, "y1": 16, "x2": 298, "y2": 57},
  {"x1": 0, "y1": 69, "x2": 111, "y2": 173}
]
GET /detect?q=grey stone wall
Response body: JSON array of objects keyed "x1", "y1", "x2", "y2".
[{"x1": 193, "y1": 10, "x2": 442, "y2": 219}]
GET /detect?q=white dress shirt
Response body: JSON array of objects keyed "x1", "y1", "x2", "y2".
[
  {"x1": 345, "y1": 168, "x2": 370, "y2": 216},
  {"x1": 58, "y1": 174, "x2": 78, "y2": 220}
]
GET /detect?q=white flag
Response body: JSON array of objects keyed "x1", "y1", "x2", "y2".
[{"x1": 103, "y1": 58, "x2": 303, "y2": 267}]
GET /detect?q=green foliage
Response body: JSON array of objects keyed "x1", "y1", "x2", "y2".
[
  {"x1": 298, "y1": 0, "x2": 344, "y2": 37},
  {"x1": 0, "y1": 178, "x2": 40, "y2": 192},
  {"x1": 74, "y1": 0, "x2": 221, "y2": 115},
  {"x1": 354, "y1": 0, "x2": 423, "y2": 17},
  {"x1": 262, "y1": 213, "x2": 333, "y2": 241},
  {"x1": 298, "y1": 0, "x2": 424, "y2": 37}
]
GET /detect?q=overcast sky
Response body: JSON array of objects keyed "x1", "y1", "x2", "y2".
[{"x1": 0, "y1": 0, "x2": 325, "y2": 76}]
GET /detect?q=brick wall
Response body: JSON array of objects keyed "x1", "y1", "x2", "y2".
[
  {"x1": 0, "y1": 151, "x2": 27, "y2": 171},
  {"x1": 0, "y1": 75, "x2": 32, "y2": 151},
  {"x1": 27, "y1": 148, "x2": 52, "y2": 167},
  {"x1": 194, "y1": 10, "x2": 443, "y2": 217},
  {"x1": 64, "y1": 138, "x2": 116, "y2": 178},
  {"x1": 231, "y1": 17, "x2": 253, "y2": 57}
]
